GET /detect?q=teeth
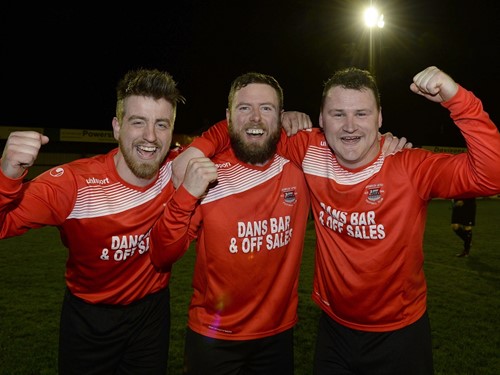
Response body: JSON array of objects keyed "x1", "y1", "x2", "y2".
[
  {"x1": 246, "y1": 129, "x2": 264, "y2": 135},
  {"x1": 139, "y1": 145, "x2": 156, "y2": 152}
]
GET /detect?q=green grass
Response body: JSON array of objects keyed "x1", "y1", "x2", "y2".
[{"x1": 0, "y1": 199, "x2": 499, "y2": 374}]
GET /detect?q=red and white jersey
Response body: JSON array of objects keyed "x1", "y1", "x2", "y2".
[
  {"x1": 151, "y1": 146, "x2": 310, "y2": 340},
  {"x1": 189, "y1": 86, "x2": 500, "y2": 332},
  {"x1": 0, "y1": 148, "x2": 174, "y2": 305}
]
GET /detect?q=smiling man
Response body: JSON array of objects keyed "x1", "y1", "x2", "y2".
[
  {"x1": 284, "y1": 66, "x2": 500, "y2": 374},
  {"x1": 0, "y1": 68, "x2": 212, "y2": 374},
  {"x1": 150, "y1": 72, "x2": 311, "y2": 375}
]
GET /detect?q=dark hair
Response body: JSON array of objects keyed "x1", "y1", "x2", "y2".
[
  {"x1": 228, "y1": 72, "x2": 284, "y2": 111},
  {"x1": 115, "y1": 68, "x2": 185, "y2": 121},
  {"x1": 321, "y1": 67, "x2": 380, "y2": 110}
]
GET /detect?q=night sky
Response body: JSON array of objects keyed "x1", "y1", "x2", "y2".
[{"x1": 2, "y1": 0, "x2": 500, "y2": 147}]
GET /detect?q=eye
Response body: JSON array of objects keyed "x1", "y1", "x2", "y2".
[
  {"x1": 156, "y1": 122, "x2": 171, "y2": 130},
  {"x1": 238, "y1": 105, "x2": 250, "y2": 112},
  {"x1": 261, "y1": 105, "x2": 274, "y2": 112},
  {"x1": 132, "y1": 120, "x2": 145, "y2": 126}
]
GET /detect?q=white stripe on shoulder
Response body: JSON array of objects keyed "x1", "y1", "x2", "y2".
[
  {"x1": 67, "y1": 163, "x2": 172, "y2": 219},
  {"x1": 201, "y1": 155, "x2": 289, "y2": 204},
  {"x1": 302, "y1": 146, "x2": 384, "y2": 185}
]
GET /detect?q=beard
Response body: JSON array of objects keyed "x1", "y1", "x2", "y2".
[
  {"x1": 119, "y1": 142, "x2": 162, "y2": 180},
  {"x1": 229, "y1": 121, "x2": 280, "y2": 165}
]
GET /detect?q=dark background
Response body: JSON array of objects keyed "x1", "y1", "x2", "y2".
[{"x1": 2, "y1": 0, "x2": 499, "y2": 147}]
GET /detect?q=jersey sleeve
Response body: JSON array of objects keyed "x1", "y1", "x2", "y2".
[
  {"x1": 0, "y1": 167, "x2": 76, "y2": 238},
  {"x1": 149, "y1": 184, "x2": 200, "y2": 270},
  {"x1": 403, "y1": 85, "x2": 500, "y2": 198},
  {"x1": 0, "y1": 168, "x2": 26, "y2": 206},
  {"x1": 189, "y1": 119, "x2": 232, "y2": 157},
  {"x1": 444, "y1": 85, "x2": 500, "y2": 193}
]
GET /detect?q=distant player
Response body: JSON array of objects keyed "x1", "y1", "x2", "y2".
[{"x1": 451, "y1": 198, "x2": 477, "y2": 257}]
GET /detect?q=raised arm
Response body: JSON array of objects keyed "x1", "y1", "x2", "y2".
[
  {"x1": 150, "y1": 155, "x2": 217, "y2": 270},
  {"x1": 412, "y1": 66, "x2": 500, "y2": 196}
]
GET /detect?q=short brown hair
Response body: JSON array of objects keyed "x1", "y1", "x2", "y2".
[{"x1": 115, "y1": 68, "x2": 185, "y2": 121}]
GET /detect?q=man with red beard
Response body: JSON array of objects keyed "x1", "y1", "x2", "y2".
[{"x1": 150, "y1": 72, "x2": 311, "y2": 375}]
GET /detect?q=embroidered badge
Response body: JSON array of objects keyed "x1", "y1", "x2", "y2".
[
  {"x1": 365, "y1": 184, "x2": 384, "y2": 205},
  {"x1": 282, "y1": 188, "x2": 297, "y2": 205}
]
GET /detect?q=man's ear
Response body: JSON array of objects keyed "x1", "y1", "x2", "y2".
[
  {"x1": 378, "y1": 108, "x2": 383, "y2": 129},
  {"x1": 319, "y1": 113, "x2": 324, "y2": 129},
  {"x1": 112, "y1": 117, "x2": 120, "y2": 141}
]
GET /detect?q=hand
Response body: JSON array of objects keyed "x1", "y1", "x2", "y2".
[
  {"x1": 380, "y1": 132, "x2": 413, "y2": 155},
  {"x1": 1, "y1": 131, "x2": 49, "y2": 179},
  {"x1": 172, "y1": 147, "x2": 205, "y2": 188},
  {"x1": 281, "y1": 111, "x2": 313, "y2": 136},
  {"x1": 182, "y1": 157, "x2": 218, "y2": 198},
  {"x1": 410, "y1": 66, "x2": 459, "y2": 103}
]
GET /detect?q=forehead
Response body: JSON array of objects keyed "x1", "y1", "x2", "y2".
[
  {"x1": 325, "y1": 86, "x2": 376, "y2": 109},
  {"x1": 124, "y1": 95, "x2": 174, "y2": 117},
  {"x1": 234, "y1": 83, "x2": 278, "y2": 105}
]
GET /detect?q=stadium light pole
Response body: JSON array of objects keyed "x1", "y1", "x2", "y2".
[{"x1": 364, "y1": 6, "x2": 385, "y2": 75}]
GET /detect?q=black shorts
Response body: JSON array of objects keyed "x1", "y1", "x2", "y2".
[
  {"x1": 58, "y1": 287, "x2": 170, "y2": 375},
  {"x1": 183, "y1": 327, "x2": 294, "y2": 375},
  {"x1": 451, "y1": 198, "x2": 476, "y2": 226},
  {"x1": 313, "y1": 311, "x2": 434, "y2": 375}
]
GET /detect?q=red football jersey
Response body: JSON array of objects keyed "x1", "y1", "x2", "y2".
[
  {"x1": 151, "y1": 147, "x2": 311, "y2": 340},
  {"x1": 0, "y1": 148, "x2": 174, "y2": 305}
]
